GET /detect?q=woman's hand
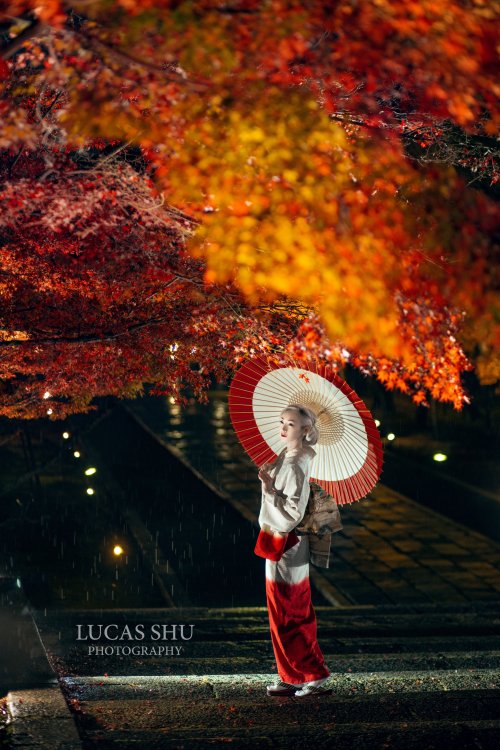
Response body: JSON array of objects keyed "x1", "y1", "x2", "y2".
[{"x1": 258, "y1": 465, "x2": 274, "y2": 493}]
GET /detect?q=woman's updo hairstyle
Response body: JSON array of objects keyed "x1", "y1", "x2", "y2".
[{"x1": 282, "y1": 404, "x2": 319, "y2": 446}]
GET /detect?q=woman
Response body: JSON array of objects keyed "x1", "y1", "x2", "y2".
[{"x1": 256, "y1": 404, "x2": 331, "y2": 698}]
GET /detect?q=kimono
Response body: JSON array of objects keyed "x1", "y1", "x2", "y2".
[
  {"x1": 258, "y1": 445, "x2": 315, "y2": 534},
  {"x1": 255, "y1": 444, "x2": 330, "y2": 686}
]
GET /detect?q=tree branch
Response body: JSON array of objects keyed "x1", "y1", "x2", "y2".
[
  {"x1": 0, "y1": 315, "x2": 174, "y2": 346},
  {"x1": 75, "y1": 27, "x2": 209, "y2": 92},
  {"x1": 0, "y1": 18, "x2": 44, "y2": 60}
]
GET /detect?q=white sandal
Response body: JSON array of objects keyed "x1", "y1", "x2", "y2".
[
  {"x1": 266, "y1": 679, "x2": 302, "y2": 696},
  {"x1": 294, "y1": 676, "x2": 332, "y2": 697}
]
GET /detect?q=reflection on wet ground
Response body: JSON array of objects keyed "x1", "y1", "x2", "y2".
[{"x1": 122, "y1": 392, "x2": 500, "y2": 608}]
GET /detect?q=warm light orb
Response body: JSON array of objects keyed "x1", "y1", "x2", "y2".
[
  {"x1": 62, "y1": 432, "x2": 70, "y2": 439},
  {"x1": 113, "y1": 545, "x2": 124, "y2": 556},
  {"x1": 86, "y1": 487, "x2": 95, "y2": 495},
  {"x1": 47, "y1": 409, "x2": 53, "y2": 415},
  {"x1": 84, "y1": 467, "x2": 97, "y2": 476},
  {"x1": 433, "y1": 453, "x2": 448, "y2": 462},
  {"x1": 375, "y1": 419, "x2": 381, "y2": 427},
  {"x1": 387, "y1": 433, "x2": 395, "y2": 441},
  {"x1": 43, "y1": 391, "x2": 51, "y2": 399},
  {"x1": 73, "y1": 451, "x2": 81, "y2": 458}
]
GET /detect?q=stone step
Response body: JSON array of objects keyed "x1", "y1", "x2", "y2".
[
  {"x1": 40, "y1": 652, "x2": 500, "y2": 677},
  {"x1": 77, "y1": 722, "x2": 500, "y2": 750},
  {"x1": 60, "y1": 674, "x2": 500, "y2": 750},
  {"x1": 34, "y1": 605, "x2": 500, "y2": 642},
  {"x1": 39, "y1": 630, "x2": 500, "y2": 654},
  {"x1": 35, "y1": 601, "x2": 500, "y2": 620},
  {"x1": 62, "y1": 670, "x2": 500, "y2": 700}
]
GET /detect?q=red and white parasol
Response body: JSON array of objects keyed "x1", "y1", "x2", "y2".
[{"x1": 228, "y1": 355, "x2": 383, "y2": 505}]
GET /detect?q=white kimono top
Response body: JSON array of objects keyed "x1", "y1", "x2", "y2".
[{"x1": 258, "y1": 444, "x2": 316, "y2": 535}]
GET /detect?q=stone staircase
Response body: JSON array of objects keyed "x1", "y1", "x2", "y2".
[{"x1": 33, "y1": 601, "x2": 500, "y2": 749}]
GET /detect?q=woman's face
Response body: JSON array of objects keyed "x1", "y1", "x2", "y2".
[{"x1": 280, "y1": 410, "x2": 306, "y2": 444}]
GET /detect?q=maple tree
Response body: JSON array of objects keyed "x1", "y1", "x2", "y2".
[
  {"x1": 0, "y1": 1, "x2": 498, "y2": 419},
  {"x1": 0, "y1": 139, "x2": 300, "y2": 419}
]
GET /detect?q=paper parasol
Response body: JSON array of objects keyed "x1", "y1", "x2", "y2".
[{"x1": 228, "y1": 355, "x2": 383, "y2": 505}]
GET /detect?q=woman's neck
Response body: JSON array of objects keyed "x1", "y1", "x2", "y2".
[{"x1": 285, "y1": 441, "x2": 303, "y2": 453}]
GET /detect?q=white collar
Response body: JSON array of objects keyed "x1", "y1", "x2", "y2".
[{"x1": 283, "y1": 445, "x2": 316, "y2": 458}]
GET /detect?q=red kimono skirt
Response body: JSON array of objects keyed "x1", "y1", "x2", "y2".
[{"x1": 257, "y1": 530, "x2": 330, "y2": 685}]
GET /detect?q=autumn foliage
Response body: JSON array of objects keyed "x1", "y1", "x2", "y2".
[{"x1": 0, "y1": 1, "x2": 498, "y2": 418}]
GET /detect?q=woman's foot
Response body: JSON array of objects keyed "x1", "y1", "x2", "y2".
[
  {"x1": 266, "y1": 679, "x2": 302, "y2": 696},
  {"x1": 294, "y1": 676, "x2": 332, "y2": 697}
]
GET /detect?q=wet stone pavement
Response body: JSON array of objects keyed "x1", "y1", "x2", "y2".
[{"x1": 119, "y1": 392, "x2": 500, "y2": 608}]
